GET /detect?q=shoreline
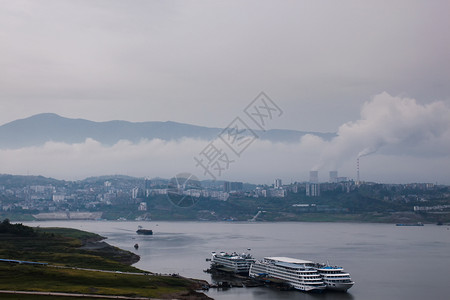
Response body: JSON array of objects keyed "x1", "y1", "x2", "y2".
[
  {"x1": 0, "y1": 221, "x2": 211, "y2": 300},
  {"x1": 20, "y1": 217, "x2": 448, "y2": 225}
]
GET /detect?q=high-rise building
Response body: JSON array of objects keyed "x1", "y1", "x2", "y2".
[
  {"x1": 306, "y1": 183, "x2": 320, "y2": 197},
  {"x1": 274, "y1": 178, "x2": 282, "y2": 188},
  {"x1": 329, "y1": 171, "x2": 338, "y2": 183},
  {"x1": 223, "y1": 181, "x2": 231, "y2": 192},
  {"x1": 224, "y1": 181, "x2": 243, "y2": 192},
  {"x1": 309, "y1": 171, "x2": 319, "y2": 183},
  {"x1": 144, "y1": 178, "x2": 151, "y2": 190},
  {"x1": 132, "y1": 187, "x2": 139, "y2": 199},
  {"x1": 132, "y1": 187, "x2": 144, "y2": 199}
]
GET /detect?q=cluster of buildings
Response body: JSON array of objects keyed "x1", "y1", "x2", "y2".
[
  {"x1": 0, "y1": 179, "x2": 136, "y2": 214},
  {"x1": 413, "y1": 204, "x2": 450, "y2": 212},
  {"x1": 143, "y1": 178, "x2": 230, "y2": 201},
  {"x1": 0, "y1": 171, "x2": 444, "y2": 219},
  {"x1": 143, "y1": 170, "x2": 352, "y2": 200},
  {"x1": 305, "y1": 170, "x2": 351, "y2": 197},
  {"x1": 1, "y1": 170, "x2": 344, "y2": 215}
]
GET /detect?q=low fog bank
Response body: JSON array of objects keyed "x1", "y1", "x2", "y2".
[{"x1": 1, "y1": 93, "x2": 449, "y2": 184}]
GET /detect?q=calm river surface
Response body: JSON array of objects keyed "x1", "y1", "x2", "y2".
[{"x1": 26, "y1": 221, "x2": 450, "y2": 300}]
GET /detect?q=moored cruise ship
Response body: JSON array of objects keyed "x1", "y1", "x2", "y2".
[
  {"x1": 211, "y1": 251, "x2": 255, "y2": 274},
  {"x1": 316, "y1": 264, "x2": 354, "y2": 291},
  {"x1": 249, "y1": 257, "x2": 326, "y2": 292}
]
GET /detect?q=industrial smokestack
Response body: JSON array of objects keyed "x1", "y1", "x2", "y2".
[{"x1": 356, "y1": 157, "x2": 360, "y2": 185}]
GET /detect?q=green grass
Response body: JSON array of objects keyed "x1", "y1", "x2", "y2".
[
  {"x1": 0, "y1": 264, "x2": 191, "y2": 298},
  {"x1": 0, "y1": 227, "x2": 139, "y2": 272},
  {"x1": 0, "y1": 295, "x2": 100, "y2": 300}
]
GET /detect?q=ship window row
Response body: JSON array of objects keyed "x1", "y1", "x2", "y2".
[
  {"x1": 271, "y1": 267, "x2": 318, "y2": 276},
  {"x1": 270, "y1": 272, "x2": 299, "y2": 280},
  {"x1": 272, "y1": 274, "x2": 320, "y2": 282},
  {"x1": 250, "y1": 268, "x2": 266, "y2": 273},
  {"x1": 260, "y1": 264, "x2": 317, "y2": 273},
  {"x1": 270, "y1": 273, "x2": 322, "y2": 283},
  {"x1": 271, "y1": 269, "x2": 319, "y2": 278}
]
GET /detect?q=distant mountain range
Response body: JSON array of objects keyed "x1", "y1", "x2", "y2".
[{"x1": 0, "y1": 113, "x2": 335, "y2": 149}]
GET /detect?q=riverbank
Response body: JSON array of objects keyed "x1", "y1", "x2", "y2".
[
  {"x1": 0, "y1": 220, "x2": 210, "y2": 299},
  {"x1": 4, "y1": 209, "x2": 450, "y2": 224}
]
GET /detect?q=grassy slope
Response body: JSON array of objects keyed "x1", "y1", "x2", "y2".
[
  {"x1": 0, "y1": 225, "x2": 206, "y2": 299},
  {"x1": 0, "y1": 264, "x2": 190, "y2": 298},
  {"x1": 0, "y1": 227, "x2": 140, "y2": 272},
  {"x1": 0, "y1": 295, "x2": 99, "y2": 300}
]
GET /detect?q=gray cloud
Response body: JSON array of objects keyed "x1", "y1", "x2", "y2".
[
  {"x1": 0, "y1": 93, "x2": 449, "y2": 184},
  {"x1": 1, "y1": 1, "x2": 449, "y2": 184},
  {"x1": 1, "y1": 1, "x2": 449, "y2": 132}
]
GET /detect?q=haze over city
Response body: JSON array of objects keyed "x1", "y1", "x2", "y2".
[{"x1": 1, "y1": 1, "x2": 449, "y2": 184}]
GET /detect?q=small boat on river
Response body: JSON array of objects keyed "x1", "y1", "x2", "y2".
[{"x1": 136, "y1": 229, "x2": 153, "y2": 235}]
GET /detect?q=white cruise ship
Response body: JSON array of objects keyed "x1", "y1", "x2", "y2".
[
  {"x1": 249, "y1": 257, "x2": 326, "y2": 292},
  {"x1": 211, "y1": 251, "x2": 255, "y2": 274},
  {"x1": 316, "y1": 264, "x2": 354, "y2": 291}
]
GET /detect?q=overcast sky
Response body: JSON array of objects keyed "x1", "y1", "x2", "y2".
[{"x1": 1, "y1": 1, "x2": 450, "y2": 184}]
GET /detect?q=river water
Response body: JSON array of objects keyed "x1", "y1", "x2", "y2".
[{"x1": 25, "y1": 221, "x2": 450, "y2": 300}]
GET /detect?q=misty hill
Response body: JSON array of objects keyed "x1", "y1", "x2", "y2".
[
  {"x1": 0, "y1": 113, "x2": 335, "y2": 149},
  {"x1": 0, "y1": 174, "x2": 64, "y2": 188}
]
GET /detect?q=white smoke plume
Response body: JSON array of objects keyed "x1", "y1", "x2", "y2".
[
  {"x1": 357, "y1": 147, "x2": 377, "y2": 158},
  {"x1": 317, "y1": 92, "x2": 450, "y2": 170}
]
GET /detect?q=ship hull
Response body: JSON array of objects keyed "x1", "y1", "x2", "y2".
[
  {"x1": 324, "y1": 282, "x2": 354, "y2": 292},
  {"x1": 136, "y1": 229, "x2": 153, "y2": 235}
]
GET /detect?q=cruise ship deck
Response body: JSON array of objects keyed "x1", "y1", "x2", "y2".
[{"x1": 249, "y1": 257, "x2": 326, "y2": 292}]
